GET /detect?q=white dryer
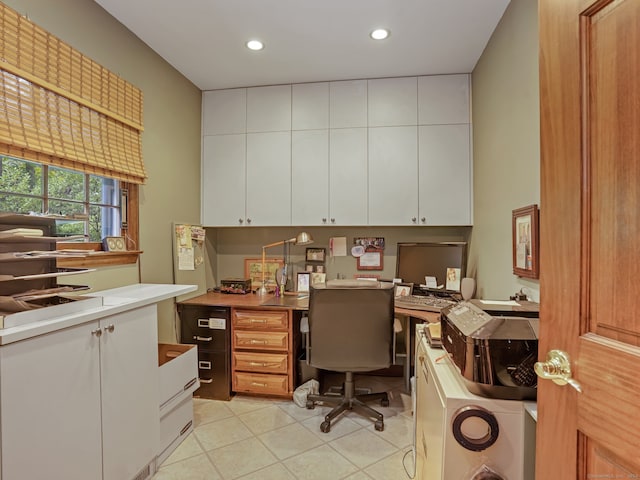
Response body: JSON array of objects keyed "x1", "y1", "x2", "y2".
[{"x1": 414, "y1": 325, "x2": 535, "y2": 480}]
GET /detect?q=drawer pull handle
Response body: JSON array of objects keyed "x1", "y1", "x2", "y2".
[
  {"x1": 251, "y1": 382, "x2": 267, "y2": 387},
  {"x1": 194, "y1": 336, "x2": 212, "y2": 342},
  {"x1": 180, "y1": 420, "x2": 193, "y2": 436},
  {"x1": 199, "y1": 361, "x2": 212, "y2": 369},
  {"x1": 249, "y1": 361, "x2": 268, "y2": 367},
  {"x1": 199, "y1": 378, "x2": 213, "y2": 384},
  {"x1": 184, "y1": 378, "x2": 198, "y2": 390},
  {"x1": 250, "y1": 319, "x2": 267, "y2": 323},
  {"x1": 250, "y1": 339, "x2": 267, "y2": 344}
]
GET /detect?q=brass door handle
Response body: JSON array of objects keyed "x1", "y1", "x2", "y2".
[{"x1": 534, "y1": 349, "x2": 582, "y2": 393}]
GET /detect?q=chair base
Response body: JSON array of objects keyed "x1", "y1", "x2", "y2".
[{"x1": 305, "y1": 372, "x2": 390, "y2": 433}]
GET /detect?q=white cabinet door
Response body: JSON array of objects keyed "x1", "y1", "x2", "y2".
[
  {"x1": 418, "y1": 74, "x2": 470, "y2": 125},
  {"x1": 292, "y1": 83, "x2": 329, "y2": 130},
  {"x1": 329, "y1": 80, "x2": 367, "y2": 128},
  {"x1": 202, "y1": 88, "x2": 247, "y2": 135},
  {"x1": 368, "y1": 77, "x2": 418, "y2": 127},
  {"x1": 246, "y1": 132, "x2": 292, "y2": 226},
  {"x1": 0, "y1": 321, "x2": 103, "y2": 480},
  {"x1": 368, "y1": 126, "x2": 419, "y2": 225},
  {"x1": 101, "y1": 305, "x2": 159, "y2": 480},
  {"x1": 292, "y1": 130, "x2": 329, "y2": 225},
  {"x1": 247, "y1": 85, "x2": 291, "y2": 133},
  {"x1": 418, "y1": 125, "x2": 472, "y2": 226},
  {"x1": 329, "y1": 128, "x2": 368, "y2": 225},
  {"x1": 202, "y1": 134, "x2": 246, "y2": 226}
]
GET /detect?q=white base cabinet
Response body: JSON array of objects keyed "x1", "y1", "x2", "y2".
[{"x1": 0, "y1": 305, "x2": 160, "y2": 480}]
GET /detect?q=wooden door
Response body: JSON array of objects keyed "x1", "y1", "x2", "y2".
[{"x1": 538, "y1": 0, "x2": 640, "y2": 478}]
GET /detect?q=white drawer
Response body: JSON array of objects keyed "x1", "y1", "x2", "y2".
[
  {"x1": 159, "y1": 343, "x2": 199, "y2": 413},
  {"x1": 158, "y1": 395, "x2": 194, "y2": 465}
]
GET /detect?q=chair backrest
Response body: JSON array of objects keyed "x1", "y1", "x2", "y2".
[{"x1": 307, "y1": 281, "x2": 395, "y2": 372}]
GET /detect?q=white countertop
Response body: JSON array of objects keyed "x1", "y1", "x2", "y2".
[{"x1": 0, "y1": 283, "x2": 196, "y2": 345}]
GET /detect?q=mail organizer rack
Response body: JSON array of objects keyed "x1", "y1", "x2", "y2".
[{"x1": 178, "y1": 304, "x2": 232, "y2": 400}]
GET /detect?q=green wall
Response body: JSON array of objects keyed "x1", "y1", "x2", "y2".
[{"x1": 470, "y1": 0, "x2": 540, "y2": 301}]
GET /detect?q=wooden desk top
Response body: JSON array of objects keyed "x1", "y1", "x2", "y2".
[{"x1": 180, "y1": 291, "x2": 441, "y2": 321}]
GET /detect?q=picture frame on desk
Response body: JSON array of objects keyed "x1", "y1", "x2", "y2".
[
  {"x1": 244, "y1": 257, "x2": 284, "y2": 291},
  {"x1": 394, "y1": 283, "x2": 413, "y2": 297},
  {"x1": 512, "y1": 204, "x2": 539, "y2": 279},
  {"x1": 297, "y1": 272, "x2": 310, "y2": 292}
]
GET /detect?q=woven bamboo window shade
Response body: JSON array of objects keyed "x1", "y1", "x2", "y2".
[{"x1": 0, "y1": 3, "x2": 147, "y2": 184}]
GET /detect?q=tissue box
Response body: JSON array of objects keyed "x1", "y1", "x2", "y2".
[{"x1": 220, "y1": 278, "x2": 252, "y2": 294}]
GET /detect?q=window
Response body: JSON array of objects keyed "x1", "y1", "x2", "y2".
[{"x1": 0, "y1": 155, "x2": 123, "y2": 242}]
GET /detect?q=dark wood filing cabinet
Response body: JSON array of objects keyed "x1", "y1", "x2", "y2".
[{"x1": 178, "y1": 304, "x2": 232, "y2": 400}]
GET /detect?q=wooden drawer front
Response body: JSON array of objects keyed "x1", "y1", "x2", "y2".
[
  {"x1": 234, "y1": 372, "x2": 288, "y2": 396},
  {"x1": 234, "y1": 351, "x2": 288, "y2": 374},
  {"x1": 234, "y1": 330, "x2": 288, "y2": 351},
  {"x1": 233, "y1": 310, "x2": 288, "y2": 329}
]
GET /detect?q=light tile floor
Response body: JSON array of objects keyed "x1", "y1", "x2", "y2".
[{"x1": 152, "y1": 375, "x2": 416, "y2": 480}]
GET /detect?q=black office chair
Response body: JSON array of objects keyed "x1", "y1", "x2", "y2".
[{"x1": 304, "y1": 280, "x2": 395, "y2": 433}]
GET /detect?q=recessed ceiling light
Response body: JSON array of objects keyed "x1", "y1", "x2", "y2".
[
  {"x1": 370, "y1": 29, "x2": 390, "y2": 40},
  {"x1": 246, "y1": 40, "x2": 264, "y2": 51}
]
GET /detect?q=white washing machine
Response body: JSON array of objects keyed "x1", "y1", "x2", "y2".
[{"x1": 414, "y1": 325, "x2": 535, "y2": 480}]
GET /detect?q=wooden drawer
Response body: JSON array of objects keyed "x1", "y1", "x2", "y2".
[
  {"x1": 233, "y1": 330, "x2": 288, "y2": 351},
  {"x1": 233, "y1": 351, "x2": 288, "y2": 374},
  {"x1": 233, "y1": 309, "x2": 289, "y2": 329},
  {"x1": 233, "y1": 371, "x2": 289, "y2": 396}
]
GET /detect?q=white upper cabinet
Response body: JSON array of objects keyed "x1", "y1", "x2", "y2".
[
  {"x1": 330, "y1": 128, "x2": 368, "y2": 225},
  {"x1": 246, "y1": 131, "x2": 292, "y2": 226},
  {"x1": 201, "y1": 74, "x2": 472, "y2": 227},
  {"x1": 202, "y1": 88, "x2": 246, "y2": 135},
  {"x1": 329, "y1": 80, "x2": 367, "y2": 128},
  {"x1": 247, "y1": 85, "x2": 291, "y2": 132},
  {"x1": 419, "y1": 124, "x2": 472, "y2": 225},
  {"x1": 202, "y1": 134, "x2": 246, "y2": 226},
  {"x1": 418, "y1": 74, "x2": 470, "y2": 125},
  {"x1": 368, "y1": 126, "x2": 419, "y2": 225},
  {"x1": 367, "y1": 77, "x2": 418, "y2": 127},
  {"x1": 292, "y1": 130, "x2": 329, "y2": 225},
  {"x1": 292, "y1": 83, "x2": 329, "y2": 130}
]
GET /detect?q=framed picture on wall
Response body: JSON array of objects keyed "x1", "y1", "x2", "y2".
[{"x1": 512, "y1": 204, "x2": 539, "y2": 279}]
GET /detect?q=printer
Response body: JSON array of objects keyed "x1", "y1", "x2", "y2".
[{"x1": 440, "y1": 300, "x2": 539, "y2": 400}]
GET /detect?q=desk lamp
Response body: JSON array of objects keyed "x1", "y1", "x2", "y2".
[{"x1": 257, "y1": 232, "x2": 314, "y2": 296}]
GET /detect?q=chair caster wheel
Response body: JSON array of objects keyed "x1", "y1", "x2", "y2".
[
  {"x1": 320, "y1": 421, "x2": 331, "y2": 433},
  {"x1": 381, "y1": 398, "x2": 389, "y2": 407},
  {"x1": 306, "y1": 400, "x2": 315, "y2": 410},
  {"x1": 375, "y1": 420, "x2": 384, "y2": 431}
]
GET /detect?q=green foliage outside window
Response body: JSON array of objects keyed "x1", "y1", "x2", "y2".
[{"x1": 0, "y1": 156, "x2": 121, "y2": 241}]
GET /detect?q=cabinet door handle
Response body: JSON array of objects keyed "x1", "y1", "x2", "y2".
[
  {"x1": 238, "y1": 218, "x2": 244, "y2": 224},
  {"x1": 412, "y1": 217, "x2": 417, "y2": 223},
  {"x1": 194, "y1": 336, "x2": 212, "y2": 342},
  {"x1": 322, "y1": 218, "x2": 327, "y2": 224},
  {"x1": 91, "y1": 328, "x2": 102, "y2": 337},
  {"x1": 331, "y1": 218, "x2": 335, "y2": 223},
  {"x1": 104, "y1": 324, "x2": 115, "y2": 333},
  {"x1": 246, "y1": 218, "x2": 252, "y2": 224},
  {"x1": 421, "y1": 217, "x2": 426, "y2": 223}
]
